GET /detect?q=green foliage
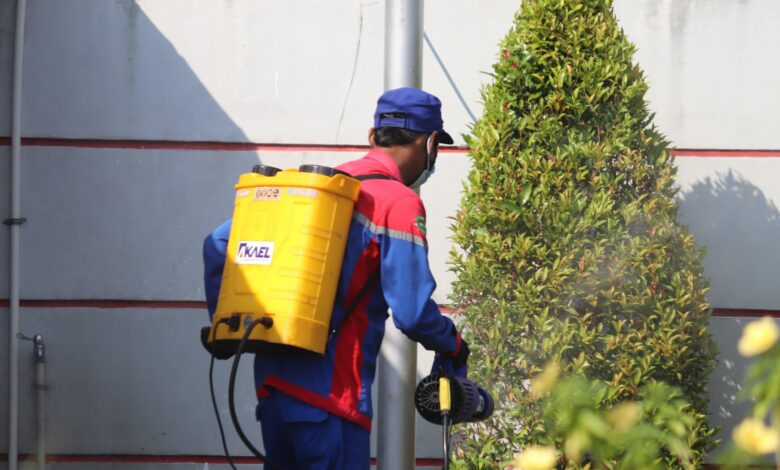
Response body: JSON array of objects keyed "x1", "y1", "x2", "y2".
[
  {"x1": 716, "y1": 318, "x2": 780, "y2": 468},
  {"x1": 449, "y1": 0, "x2": 717, "y2": 466},
  {"x1": 528, "y1": 374, "x2": 697, "y2": 470}
]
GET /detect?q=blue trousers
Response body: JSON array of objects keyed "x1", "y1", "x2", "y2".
[{"x1": 257, "y1": 391, "x2": 370, "y2": 470}]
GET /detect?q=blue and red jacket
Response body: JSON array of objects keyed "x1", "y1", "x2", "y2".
[{"x1": 203, "y1": 150, "x2": 459, "y2": 430}]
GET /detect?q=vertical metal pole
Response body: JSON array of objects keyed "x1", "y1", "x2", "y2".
[
  {"x1": 8, "y1": 1, "x2": 28, "y2": 469},
  {"x1": 383, "y1": 0, "x2": 423, "y2": 89},
  {"x1": 377, "y1": 1, "x2": 423, "y2": 469}
]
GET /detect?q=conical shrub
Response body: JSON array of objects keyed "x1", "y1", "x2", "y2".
[{"x1": 450, "y1": 0, "x2": 717, "y2": 466}]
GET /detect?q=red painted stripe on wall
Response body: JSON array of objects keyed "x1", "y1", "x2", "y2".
[
  {"x1": 439, "y1": 307, "x2": 780, "y2": 318},
  {"x1": 2, "y1": 136, "x2": 780, "y2": 157},
  {"x1": 0, "y1": 454, "x2": 444, "y2": 467},
  {"x1": 0, "y1": 300, "x2": 777, "y2": 318},
  {"x1": 0, "y1": 136, "x2": 468, "y2": 153},
  {"x1": 0, "y1": 298, "x2": 455, "y2": 312},
  {"x1": 0, "y1": 454, "x2": 756, "y2": 468},
  {"x1": 0, "y1": 455, "x2": 754, "y2": 469},
  {"x1": 671, "y1": 149, "x2": 780, "y2": 158},
  {"x1": 0, "y1": 299, "x2": 206, "y2": 309},
  {"x1": 711, "y1": 308, "x2": 780, "y2": 318}
]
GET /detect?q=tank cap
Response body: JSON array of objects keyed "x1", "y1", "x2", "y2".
[
  {"x1": 252, "y1": 165, "x2": 282, "y2": 177},
  {"x1": 299, "y1": 164, "x2": 350, "y2": 178}
]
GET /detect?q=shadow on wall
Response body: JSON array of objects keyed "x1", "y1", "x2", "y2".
[
  {"x1": 706, "y1": 314, "x2": 752, "y2": 447},
  {"x1": 1, "y1": 0, "x2": 265, "y2": 457},
  {"x1": 11, "y1": 0, "x2": 263, "y2": 301},
  {"x1": 21, "y1": 0, "x2": 250, "y2": 142},
  {"x1": 678, "y1": 170, "x2": 780, "y2": 309},
  {"x1": 678, "y1": 172, "x2": 780, "y2": 446}
]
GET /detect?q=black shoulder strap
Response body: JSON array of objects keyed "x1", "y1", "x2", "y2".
[
  {"x1": 327, "y1": 173, "x2": 394, "y2": 340},
  {"x1": 330, "y1": 265, "x2": 381, "y2": 342},
  {"x1": 354, "y1": 174, "x2": 395, "y2": 181},
  {"x1": 327, "y1": 173, "x2": 389, "y2": 340}
]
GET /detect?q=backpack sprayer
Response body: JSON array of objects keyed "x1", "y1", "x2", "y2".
[
  {"x1": 205, "y1": 163, "x2": 362, "y2": 357},
  {"x1": 201, "y1": 163, "x2": 363, "y2": 470},
  {"x1": 415, "y1": 373, "x2": 495, "y2": 469}
]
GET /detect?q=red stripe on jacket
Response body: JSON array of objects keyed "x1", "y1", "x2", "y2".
[{"x1": 329, "y1": 238, "x2": 380, "y2": 422}]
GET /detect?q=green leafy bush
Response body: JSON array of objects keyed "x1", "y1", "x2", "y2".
[
  {"x1": 449, "y1": 0, "x2": 717, "y2": 466},
  {"x1": 511, "y1": 369, "x2": 698, "y2": 470}
]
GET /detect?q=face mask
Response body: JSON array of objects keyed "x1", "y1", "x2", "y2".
[
  {"x1": 409, "y1": 134, "x2": 437, "y2": 189},
  {"x1": 409, "y1": 166, "x2": 435, "y2": 189}
]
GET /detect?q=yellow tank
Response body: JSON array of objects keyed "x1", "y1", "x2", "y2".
[{"x1": 209, "y1": 165, "x2": 361, "y2": 355}]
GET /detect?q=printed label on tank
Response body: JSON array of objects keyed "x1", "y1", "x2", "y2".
[
  {"x1": 236, "y1": 241, "x2": 275, "y2": 265},
  {"x1": 236, "y1": 189, "x2": 251, "y2": 199},
  {"x1": 288, "y1": 188, "x2": 318, "y2": 198},
  {"x1": 254, "y1": 187, "x2": 281, "y2": 200}
]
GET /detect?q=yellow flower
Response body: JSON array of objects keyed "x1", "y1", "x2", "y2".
[
  {"x1": 738, "y1": 317, "x2": 779, "y2": 357},
  {"x1": 606, "y1": 401, "x2": 641, "y2": 432},
  {"x1": 530, "y1": 362, "x2": 561, "y2": 399},
  {"x1": 733, "y1": 417, "x2": 779, "y2": 455},
  {"x1": 515, "y1": 445, "x2": 558, "y2": 470},
  {"x1": 564, "y1": 432, "x2": 589, "y2": 461}
]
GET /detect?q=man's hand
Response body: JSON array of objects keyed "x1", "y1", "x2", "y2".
[{"x1": 431, "y1": 335, "x2": 470, "y2": 378}]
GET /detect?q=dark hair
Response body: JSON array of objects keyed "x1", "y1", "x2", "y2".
[{"x1": 373, "y1": 127, "x2": 426, "y2": 147}]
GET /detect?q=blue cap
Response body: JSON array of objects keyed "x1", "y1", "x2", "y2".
[{"x1": 373, "y1": 88, "x2": 454, "y2": 144}]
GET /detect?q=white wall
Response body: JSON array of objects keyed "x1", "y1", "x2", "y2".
[
  {"x1": 615, "y1": 0, "x2": 780, "y2": 150},
  {"x1": 2, "y1": 0, "x2": 780, "y2": 467}
]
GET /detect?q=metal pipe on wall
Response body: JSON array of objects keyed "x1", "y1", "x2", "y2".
[
  {"x1": 33, "y1": 335, "x2": 46, "y2": 470},
  {"x1": 7, "y1": 0, "x2": 28, "y2": 469},
  {"x1": 377, "y1": 1, "x2": 423, "y2": 469}
]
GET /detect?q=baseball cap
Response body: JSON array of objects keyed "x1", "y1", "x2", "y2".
[{"x1": 373, "y1": 87, "x2": 454, "y2": 144}]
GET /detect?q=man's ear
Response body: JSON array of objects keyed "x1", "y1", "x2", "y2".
[{"x1": 368, "y1": 128, "x2": 376, "y2": 148}]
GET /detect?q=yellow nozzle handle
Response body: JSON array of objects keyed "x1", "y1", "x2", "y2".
[{"x1": 439, "y1": 376, "x2": 451, "y2": 413}]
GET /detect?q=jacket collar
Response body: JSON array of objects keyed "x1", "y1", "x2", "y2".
[{"x1": 363, "y1": 149, "x2": 404, "y2": 182}]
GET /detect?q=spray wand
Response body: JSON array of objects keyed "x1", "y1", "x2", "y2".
[{"x1": 439, "y1": 375, "x2": 452, "y2": 470}]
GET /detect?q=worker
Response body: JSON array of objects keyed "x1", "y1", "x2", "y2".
[{"x1": 203, "y1": 87, "x2": 469, "y2": 469}]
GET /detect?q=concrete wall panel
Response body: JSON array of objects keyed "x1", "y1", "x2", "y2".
[
  {"x1": 677, "y1": 157, "x2": 780, "y2": 310},
  {"x1": 16, "y1": 146, "x2": 472, "y2": 302},
  {"x1": 20, "y1": 0, "x2": 375, "y2": 144},
  {"x1": 707, "y1": 316, "x2": 769, "y2": 448},
  {"x1": 0, "y1": 307, "x2": 257, "y2": 455},
  {"x1": 0, "y1": 307, "x2": 445, "y2": 459},
  {"x1": 18, "y1": 146, "x2": 257, "y2": 300},
  {"x1": 16, "y1": 147, "x2": 297, "y2": 300},
  {"x1": 615, "y1": 0, "x2": 780, "y2": 149},
  {"x1": 18, "y1": 0, "x2": 515, "y2": 146},
  {"x1": 9, "y1": 0, "x2": 780, "y2": 148},
  {"x1": 21, "y1": 0, "x2": 248, "y2": 142},
  {"x1": 0, "y1": 308, "x2": 7, "y2": 451}
]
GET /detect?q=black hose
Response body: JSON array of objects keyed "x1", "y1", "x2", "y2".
[
  {"x1": 228, "y1": 319, "x2": 286, "y2": 470},
  {"x1": 208, "y1": 324, "x2": 238, "y2": 470},
  {"x1": 442, "y1": 413, "x2": 451, "y2": 470}
]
